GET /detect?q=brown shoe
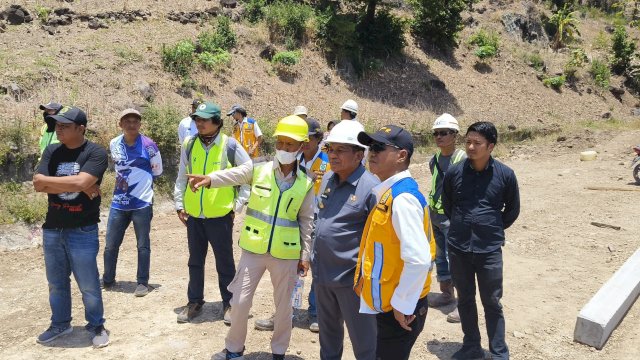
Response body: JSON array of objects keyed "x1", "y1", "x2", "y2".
[
  {"x1": 429, "y1": 280, "x2": 456, "y2": 307},
  {"x1": 177, "y1": 302, "x2": 204, "y2": 323},
  {"x1": 447, "y1": 307, "x2": 461, "y2": 323}
]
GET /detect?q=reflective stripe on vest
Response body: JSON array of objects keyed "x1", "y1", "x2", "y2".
[
  {"x1": 428, "y1": 149, "x2": 465, "y2": 214},
  {"x1": 183, "y1": 134, "x2": 236, "y2": 218},
  {"x1": 239, "y1": 162, "x2": 313, "y2": 260},
  {"x1": 233, "y1": 118, "x2": 258, "y2": 158},
  {"x1": 354, "y1": 177, "x2": 436, "y2": 313}
]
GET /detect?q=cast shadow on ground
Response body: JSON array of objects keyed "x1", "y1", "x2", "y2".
[
  {"x1": 103, "y1": 280, "x2": 162, "y2": 294},
  {"x1": 172, "y1": 301, "x2": 253, "y2": 324},
  {"x1": 211, "y1": 352, "x2": 304, "y2": 360},
  {"x1": 38, "y1": 325, "x2": 97, "y2": 349},
  {"x1": 426, "y1": 340, "x2": 470, "y2": 360}
]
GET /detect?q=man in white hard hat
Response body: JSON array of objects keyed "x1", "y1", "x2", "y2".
[
  {"x1": 340, "y1": 99, "x2": 358, "y2": 121},
  {"x1": 293, "y1": 105, "x2": 308, "y2": 120},
  {"x1": 427, "y1": 114, "x2": 466, "y2": 323},
  {"x1": 313, "y1": 119, "x2": 379, "y2": 359}
]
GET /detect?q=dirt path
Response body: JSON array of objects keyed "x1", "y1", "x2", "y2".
[{"x1": 1, "y1": 131, "x2": 639, "y2": 360}]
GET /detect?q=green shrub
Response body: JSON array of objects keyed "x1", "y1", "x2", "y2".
[
  {"x1": 593, "y1": 30, "x2": 610, "y2": 50},
  {"x1": 264, "y1": 1, "x2": 314, "y2": 45},
  {"x1": 0, "y1": 182, "x2": 47, "y2": 225},
  {"x1": 410, "y1": 0, "x2": 466, "y2": 50},
  {"x1": 142, "y1": 104, "x2": 182, "y2": 161},
  {"x1": 475, "y1": 45, "x2": 497, "y2": 61},
  {"x1": 115, "y1": 47, "x2": 144, "y2": 64},
  {"x1": 550, "y1": 4, "x2": 581, "y2": 49},
  {"x1": 589, "y1": 58, "x2": 611, "y2": 89},
  {"x1": 34, "y1": 5, "x2": 50, "y2": 23},
  {"x1": 198, "y1": 16, "x2": 237, "y2": 52},
  {"x1": 526, "y1": 52, "x2": 545, "y2": 71},
  {"x1": 272, "y1": 50, "x2": 302, "y2": 66},
  {"x1": 542, "y1": 75, "x2": 566, "y2": 89},
  {"x1": 161, "y1": 40, "x2": 196, "y2": 78},
  {"x1": 564, "y1": 47, "x2": 588, "y2": 78},
  {"x1": 611, "y1": 26, "x2": 636, "y2": 75},
  {"x1": 357, "y1": 10, "x2": 407, "y2": 59},
  {"x1": 468, "y1": 29, "x2": 499, "y2": 62},
  {"x1": 243, "y1": 0, "x2": 267, "y2": 23},
  {"x1": 198, "y1": 50, "x2": 231, "y2": 71}
]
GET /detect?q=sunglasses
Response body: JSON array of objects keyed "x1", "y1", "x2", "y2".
[
  {"x1": 369, "y1": 142, "x2": 401, "y2": 153},
  {"x1": 432, "y1": 130, "x2": 453, "y2": 137}
]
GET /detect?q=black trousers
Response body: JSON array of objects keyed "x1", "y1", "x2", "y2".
[
  {"x1": 375, "y1": 295, "x2": 428, "y2": 360},
  {"x1": 449, "y1": 246, "x2": 509, "y2": 360},
  {"x1": 186, "y1": 214, "x2": 235, "y2": 306}
]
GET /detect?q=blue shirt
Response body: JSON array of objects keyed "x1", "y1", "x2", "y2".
[
  {"x1": 110, "y1": 134, "x2": 163, "y2": 210},
  {"x1": 442, "y1": 157, "x2": 520, "y2": 253}
]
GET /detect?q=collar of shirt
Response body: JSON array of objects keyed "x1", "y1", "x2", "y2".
[
  {"x1": 328, "y1": 164, "x2": 365, "y2": 188},
  {"x1": 196, "y1": 131, "x2": 222, "y2": 149},
  {"x1": 372, "y1": 169, "x2": 412, "y2": 202},
  {"x1": 466, "y1": 156, "x2": 495, "y2": 172},
  {"x1": 273, "y1": 157, "x2": 298, "y2": 182},
  {"x1": 298, "y1": 148, "x2": 322, "y2": 171}
]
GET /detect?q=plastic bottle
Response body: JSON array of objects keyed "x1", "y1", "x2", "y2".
[{"x1": 291, "y1": 275, "x2": 305, "y2": 309}]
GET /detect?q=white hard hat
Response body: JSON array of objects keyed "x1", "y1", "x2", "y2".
[
  {"x1": 432, "y1": 113, "x2": 460, "y2": 132},
  {"x1": 325, "y1": 120, "x2": 366, "y2": 147},
  {"x1": 293, "y1": 105, "x2": 307, "y2": 116},
  {"x1": 340, "y1": 99, "x2": 358, "y2": 114}
]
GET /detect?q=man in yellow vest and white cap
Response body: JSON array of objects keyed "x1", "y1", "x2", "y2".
[
  {"x1": 355, "y1": 125, "x2": 436, "y2": 360},
  {"x1": 427, "y1": 113, "x2": 466, "y2": 323},
  {"x1": 188, "y1": 115, "x2": 314, "y2": 360}
]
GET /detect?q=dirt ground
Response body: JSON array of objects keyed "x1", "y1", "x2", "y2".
[{"x1": 1, "y1": 130, "x2": 639, "y2": 360}]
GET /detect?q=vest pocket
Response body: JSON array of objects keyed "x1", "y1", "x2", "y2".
[{"x1": 241, "y1": 217, "x2": 269, "y2": 254}]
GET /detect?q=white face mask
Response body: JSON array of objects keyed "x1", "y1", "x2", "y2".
[{"x1": 275, "y1": 149, "x2": 299, "y2": 165}]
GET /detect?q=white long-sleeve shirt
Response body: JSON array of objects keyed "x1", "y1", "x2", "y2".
[
  {"x1": 178, "y1": 116, "x2": 198, "y2": 145},
  {"x1": 359, "y1": 170, "x2": 432, "y2": 315}
]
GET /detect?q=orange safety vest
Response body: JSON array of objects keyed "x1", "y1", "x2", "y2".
[
  {"x1": 303, "y1": 151, "x2": 330, "y2": 195},
  {"x1": 354, "y1": 177, "x2": 436, "y2": 313},
  {"x1": 233, "y1": 118, "x2": 259, "y2": 158}
]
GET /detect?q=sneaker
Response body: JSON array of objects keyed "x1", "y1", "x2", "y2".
[
  {"x1": 308, "y1": 316, "x2": 319, "y2": 333},
  {"x1": 254, "y1": 314, "x2": 274, "y2": 331},
  {"x1": 223, "y1": 305, "x2": 232, "y2": 326},
  {"x1": 134, "y1": 284, "x2": 149, "y2": 297},
  {"x1": 91, "y1": 325, "x2": 110, "y2": 348},
  {"x1": 451, "y1": 345, "x2": 485, "y2": 360},
  {"x1": 446, "y1": 307, "x2": 461, "y2": 323},
  {"x1": 100, "y1": 279, "x2": 114, "y2": 290},
  {"x1": 36, "y1": 326, "x2": 73, "y2": 344},
  {"x1": 177, "y1": 302, "x2": 204, "y2": 323},
  {"x1": 213, "y1": 348, "x2": 245, "y2": 360}
]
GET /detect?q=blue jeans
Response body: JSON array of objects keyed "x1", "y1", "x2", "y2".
[
  {"x1": 430, "y1": 211, "x2": 452, "y2": 282},
  {"x1": 103, "y1": 206, "x2": 153, "y2": 285},
  {"x1": 308, "y1": 280, "x2": 317, "y2": 318},
  {"x1": 43, "y1": 225, "x2": 105, "y2": 329}
]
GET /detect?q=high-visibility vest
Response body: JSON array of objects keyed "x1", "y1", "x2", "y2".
[
  {"x1": 239, "y1": 162, "x2": 313, "y2": 260},
  {"x1": 304, "y1": 151, "x2": 330, "y2": 195},
  {"x1": 428, "y1": 149, "x2": 465, "y2": 214},
  {"x1": 39, "y1": 124, "x2": 58, "y2": 155},
  {"x1": 354, "y1": 177, "x2": 436, "y2": 313},
  {"x1": 183, "y1": 135, "x2": 236, "y2": 218},
  {"x1": 233, "y1": 118, "x2": 259, "y2": 158}
]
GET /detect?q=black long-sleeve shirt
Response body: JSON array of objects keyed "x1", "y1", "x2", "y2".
[{"x1": 442, "y1": 157, "x2": 520, "y2": 253}]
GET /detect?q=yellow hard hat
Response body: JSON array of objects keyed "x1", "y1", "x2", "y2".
[{"x1": 273, "y1": 115, "x2": 308, "y2": 142}]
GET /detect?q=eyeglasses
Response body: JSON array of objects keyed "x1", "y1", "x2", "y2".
[
  {"x1": 369, "y1": 142, "x2": 401, "y2": 153},
  {"x1": 432, "y1": 130, "x2": 453, "y2": 137}
]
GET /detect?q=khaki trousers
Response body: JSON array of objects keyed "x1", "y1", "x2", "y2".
[{"x1": 225, "y1": 250, "x2": 298, "y2": 355}]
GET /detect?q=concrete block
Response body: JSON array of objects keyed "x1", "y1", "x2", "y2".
[{"x1": 574, "y1": 248, "x2": 640, "y2": 349}]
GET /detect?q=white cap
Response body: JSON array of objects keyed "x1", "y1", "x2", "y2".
[
  {"x1": 432, "y1": 113, "x2": 460, "y2": 132},
  {"x1": 340, "y1": 99, "x2": 358, "y2": 114},
  {"x1": 325, "y1": 120, "x2": 366, "y2": 147},
  {"x1": 293, "y1": 105, "x2": 308, "y2": 116}
]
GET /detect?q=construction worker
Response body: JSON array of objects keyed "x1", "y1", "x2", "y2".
[
  {"x1": 427, "y1": 113, "x2": 466, "y2": 323},
  {"x1": 227, "y1": 104, "x2": 263, "y2": 158},
  {"x1": 443, "y1": 122, "x2": 520, "y2": 360},
  {"x1": 355, "y1": 125, "x2": 436, "y2": 360},
  {"x1": 188, "y1": 115, "x2": 314, "y2": 360},
  {"x1": 173, "y1": 101, "x2": 251, "y2": 324},
  {"x1": 178, "y1": 99, "x2": 203, "y2": 144},
  {"x1": 313, "y1": 120, "x2": 379, "y2": 360},
  {"x1": 340, "y1": 99, "x2": 358, "y2": 121},
  {"x1": 293, "y1": 105, "x2": 308, "y2": 120},
  {"x1": 38, "y1": 102, "x2": 63, "y2": 155},
  {"x1": 253, "y1": 117, "x2": 329, "y2": 333}
]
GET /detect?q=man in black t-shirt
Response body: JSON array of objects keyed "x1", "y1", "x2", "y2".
[{"x1": 33, "y1": 106, "x2": 110, "y2": 348}]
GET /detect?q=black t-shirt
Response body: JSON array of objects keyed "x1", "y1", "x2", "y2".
[{"x1": 37, "y1": 140, "x2": 108, "y2": 229}]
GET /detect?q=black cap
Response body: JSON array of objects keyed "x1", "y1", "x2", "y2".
[
  {"x1": 306, "y1": 117, "x2": 322, "y2": 136},
  {"x1": 358, "y1": 125, "x2": 414, "y2": 157},
  {"x1": 45, "y1": 106, "x2": 88, "y2": 129},
  {"x1": 226, "y1": 104, "x2": 246, "y2": 116},
  {"x1": 39, "y1": 101, "x2": 63, "y2": 112}
]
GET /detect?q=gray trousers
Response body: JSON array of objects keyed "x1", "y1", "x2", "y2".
[{"x1": 316, "y1": 284, "x2": 377, "y2": 360}]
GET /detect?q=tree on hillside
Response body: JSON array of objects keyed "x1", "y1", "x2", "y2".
[
  {"x1": 611, "y1": 25, "x2": 637, "y2": 74},
  {"x1": 550, "y1": 4, "x2": 581, "y2": 49},
  {"x1": 409, "y1": 0, "x2": 467, "y2": 50}
]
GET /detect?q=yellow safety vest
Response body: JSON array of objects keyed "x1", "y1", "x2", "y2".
[
  {"x1": 233, "y1": 118, "x2": 259, "y2": 158},
  {"x1": 240, "y1": 162, "x2": 313, "y2": 260},
  {"x1": 354, "y1": 177, "x2": 436, "y2": 313},
  {"x1": 305, "y1": 151, "x2": 330, "y2": 196},
  {"x1": 183, "y1": 135, "x2": 236, "y2": 218},
  {"x1": 428, "y1": 149, "x2": 465, "y2": 214}
]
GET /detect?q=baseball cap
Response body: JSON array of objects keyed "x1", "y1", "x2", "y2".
[
  {"x1": 119, "y1": 108, "x2": 142, "y2": 120},
  {"x1": 45, "y1": 106, "x2": 88, "y2": 128},
  {"x1": 294, "y1": 105, "x2": 308, "y2": 116},
  {"x1": 358, "y1": 125, "x2": 414, "y2": 157},
  {"x1": 305, "y1": 117, "x2": 322, "y2": 136},
  {"x1": 39, "y1": 101, "x2": 63, "y2": 111},
  {"x1": 226, "y1": 104, "x2": 246, "y2": 116},
  {"x1": 192, "y1": 102, "x2": 222, "y2": 120}
]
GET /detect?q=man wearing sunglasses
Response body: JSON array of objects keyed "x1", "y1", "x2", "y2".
[
  {"x1": 355, "y1": 125, "x2": 436, "y2": 360},
  {"x1": 427, "y1": 114, "x2": 466, "y2": 323}
]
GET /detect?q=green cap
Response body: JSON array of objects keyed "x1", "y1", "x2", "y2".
[{"x1": 191, "y1": 102, "x2": 221, "y2": 120}]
